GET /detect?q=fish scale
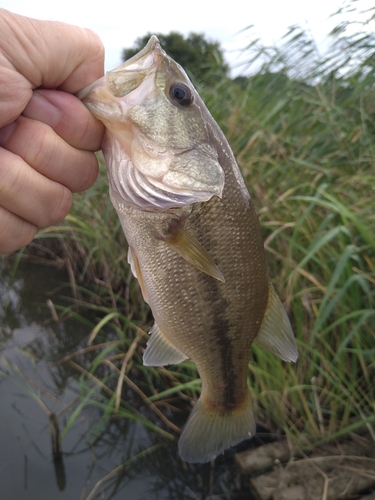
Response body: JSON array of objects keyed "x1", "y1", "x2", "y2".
[{"x1": 78, "y1": 35, "x2": 298, "y2": 463}]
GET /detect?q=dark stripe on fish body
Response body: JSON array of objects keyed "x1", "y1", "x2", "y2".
[{"x1": 197, "y1": 270, "x2": 238, "y2": 411}]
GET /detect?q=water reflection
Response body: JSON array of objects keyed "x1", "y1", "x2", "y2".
[{"x1": 0, "y1": 258, "x2": 253, "y2": 499}]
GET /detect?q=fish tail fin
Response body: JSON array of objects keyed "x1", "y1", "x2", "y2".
[{"x1": 178, "y1": 391, "x2": 255, "y2": 463}]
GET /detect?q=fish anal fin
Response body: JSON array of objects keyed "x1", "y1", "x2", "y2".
[
  {"x1": 162, "y1": 221, "x2": 225, "y2": 283},
  {"x1": 143, "y1": 323, "x2": 188, "y2": 366},
  {"x1": 178, "y1": 391, "x2": 255, "y2": 463},
  {"x1": 254, "y1": 283, "x2": 298, "y2": 362},
  {"x1": 127, "y1": 247, "x2": 149, "y2": 303}
]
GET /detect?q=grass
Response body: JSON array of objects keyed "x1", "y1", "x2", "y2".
[{"x1": 9, "y1": 0, "x2": 375, "y2": 458}]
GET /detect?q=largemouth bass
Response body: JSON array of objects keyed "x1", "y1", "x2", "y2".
[{"x1": 77, "y1": 36, "x2": 298, "y2": 463}]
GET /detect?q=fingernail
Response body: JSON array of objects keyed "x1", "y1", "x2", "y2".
[{"x1": 23, "y1": 91, "x2": 61, "y2": 128}]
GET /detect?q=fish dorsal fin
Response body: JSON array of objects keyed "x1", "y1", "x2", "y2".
[
  {"x1": 163, "y1": 223, "x2": 225, "y2": 283},
  {"x1": 143, "y1": 323, "x2": 188, "y2": 366},
  {"x1": 254, "y1": 283, "x2": 298, "y2": 362},
  {"x1": 127, "y1": 247, "x2": 149, "y2": 303}
]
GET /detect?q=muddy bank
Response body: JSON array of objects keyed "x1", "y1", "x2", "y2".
[{"x1": 235, "y1": 430, "x2": 375, "y2": 500}]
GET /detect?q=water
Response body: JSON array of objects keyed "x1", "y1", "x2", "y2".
[{"x1": 0, "y1": 259, "x2": 252, "y2": 500}]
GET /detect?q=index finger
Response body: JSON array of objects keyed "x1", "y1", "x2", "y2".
[{"x1": 0, "y1": 9, "x2": 104, "y2": 92}]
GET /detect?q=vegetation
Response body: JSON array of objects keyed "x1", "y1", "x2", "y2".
[{"x1": 5, "y1": 1, "x2": 375, "y2": 466}]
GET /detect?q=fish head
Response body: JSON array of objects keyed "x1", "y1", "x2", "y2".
[{"x1": 78, "y1": 36, "x2": 225, "y2": 210}]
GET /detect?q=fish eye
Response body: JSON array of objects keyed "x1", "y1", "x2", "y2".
[{"x1": 169, "y1": 82, "x2": 193, "y2": 107}]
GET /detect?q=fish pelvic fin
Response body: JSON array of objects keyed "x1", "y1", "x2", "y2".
[
  {"x1": 143, "y1": 323, "x2": 188, "y2": 366},
  {"x1": 254, "y1": 283, "x2": 298, "y2": 362},
  {"x1": 178, "y1": 391, "x2": 255, "y2": 463},
  {"x1": 162, "y1": 223, "x2": 225, "y2": 283},
  {"x1": 127, "y1": 247, "x2": 149, "y2": 303}
]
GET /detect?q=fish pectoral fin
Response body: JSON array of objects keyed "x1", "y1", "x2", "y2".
[
  {"x1": 127, "y1": 247, "x2": 149, "y2": 303},
  {"x1": 143, "y1": 323, "x2": 188, "y2": 366},
  {"x1": 162, "y1": 224, "x2": 225, "y2": 283},
  {"x1": 254, "y1": 283, "x2": 298, "y2": 362}
]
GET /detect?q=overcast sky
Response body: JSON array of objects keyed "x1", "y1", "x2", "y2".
[{"x1": 2, "y1": 0, "x2": 373, "y2": 74}]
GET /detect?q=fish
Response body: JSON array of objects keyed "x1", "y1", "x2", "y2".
[{"x1": 77, "y1": 36, "x2": 298, "y2": 463}]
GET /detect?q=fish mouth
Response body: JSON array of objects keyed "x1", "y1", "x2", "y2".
[
  {"x1": 76, "y1": 35, "x2": 163, "y2": 102},
  {"x1": 111, "y1": 35, "x2": 164, "y2": 73}
]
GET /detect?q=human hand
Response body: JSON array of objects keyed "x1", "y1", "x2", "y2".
[{"x1": 0, "y1": 9, "x2": 105, "y2": 254}]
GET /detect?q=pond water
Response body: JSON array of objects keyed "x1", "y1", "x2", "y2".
[{"x1": 0, "y1": 258, "x2": 253, "y2": 500}]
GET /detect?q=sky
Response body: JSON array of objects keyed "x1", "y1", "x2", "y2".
[{"x1": 1, "y1": 0, "x2": 374, "y2": 75}]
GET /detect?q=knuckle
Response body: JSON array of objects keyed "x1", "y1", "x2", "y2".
[
  {"x1": 84, "y1": 28, "x2": 105, "y2": 65},
  {"x1": 0, "y1": 156, "x2": 26, "y2": 201},
  {"x1": 43, "y1": 187, "x2": 72, "y2": 227},
  {"x1": 26, "y1": 124, "x2": 57, "y2": 167},
  {"x1": 73, "y1": 152, "x2": 99, "y2": 192},
  {"x1": 70, "y1": 110, "x2": 92, "y2": 147},
  {"x1": 0, "y1": 208, "x2": 37, "y2": 254}
]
